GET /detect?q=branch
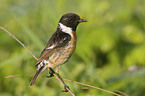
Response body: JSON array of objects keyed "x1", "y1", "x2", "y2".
[
  {"x1": 0, "y1": 26, "x2": 74, "y2": 96},
  {"x1": 63, "y1": 79, "x2": 122, "y2": 96},
  {"x1": 0, "y1": 26, "x2": 38, "y2": 61},
  {"x1": 0, "y1": 26, "x2": 128, "y2": 96}
]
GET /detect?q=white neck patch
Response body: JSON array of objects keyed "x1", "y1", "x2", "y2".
[{"x1": 59, "y1": 23, "x2": 73, "y2": 37}]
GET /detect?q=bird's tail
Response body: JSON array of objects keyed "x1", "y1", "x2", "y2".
[{"x1": 29, "y1": 66, "x2": 46, "y2": 86}]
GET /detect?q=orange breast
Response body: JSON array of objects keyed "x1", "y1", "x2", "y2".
[{"x1": 48, "y1": 31, "x2": 77, "y2": 67}]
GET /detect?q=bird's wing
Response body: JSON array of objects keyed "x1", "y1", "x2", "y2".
[{"x1": 35, "y1": 31, "x2": 71, "y2": 66}]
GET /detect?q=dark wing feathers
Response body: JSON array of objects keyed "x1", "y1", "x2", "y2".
[{"x1": 35, "y1": 31, "x2": 71, "y2": 67}]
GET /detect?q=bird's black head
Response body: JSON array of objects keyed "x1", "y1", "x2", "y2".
[{"x1": 59, "y1": 13, "x2": 87, "y2": 31}]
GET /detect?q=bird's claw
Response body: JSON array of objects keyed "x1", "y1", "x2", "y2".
[
  {"x1": 46, "y1": 74, "x2": 54, "y2": 78},
  {"x1": 46, "y1": 68, "x2": 55, "y2": 78},
  {"x1": 62, "y1": 85, "x2": 70, "y2": 92}
]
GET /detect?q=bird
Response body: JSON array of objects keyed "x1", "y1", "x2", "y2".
[{"x1": 29, "y1": 13, "x2": 87, "y2": 88}]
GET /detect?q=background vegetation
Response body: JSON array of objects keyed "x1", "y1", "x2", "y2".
[{"x1": 1, "y1": 0, "x2": 145, "y2": 96}]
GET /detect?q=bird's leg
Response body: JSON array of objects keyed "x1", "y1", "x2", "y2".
[
  {"x1": 55, "y1": 66, "x2": 70, "y2": 92},
  {"x1": 46, "y1": 67, "x2": 55, "y2": 78},
  {"x1": 46, "y1": 67, "x2": 70, "y2": 92},
  {"x1": 55, "y1": 72, "x2": 70, "y2": 92},
  {"x1": 46, "y1": 65, "x2": 60, "y2": 78}
]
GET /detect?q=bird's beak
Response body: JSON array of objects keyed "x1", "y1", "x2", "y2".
[{"x1": 78, "y1": 19, "x2": 87, "y2": 23}]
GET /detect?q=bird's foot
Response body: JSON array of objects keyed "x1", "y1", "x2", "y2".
[
  {"x1": 46, "y1": 68, "x2": 55, "y2": 78},
  {"x1": 62, "y1": 85, "x2": 70, "y2": 92},
  {"x1": 46, "y1": 73, "x2": 54, "y2": 78}
]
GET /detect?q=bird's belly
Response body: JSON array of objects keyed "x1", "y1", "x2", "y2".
[{"x1": 48, "y1": 42, "x2": 75, "y2": 67}]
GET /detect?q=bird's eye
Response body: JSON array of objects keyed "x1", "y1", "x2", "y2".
[{"x1": 68, "y1": 18, "x2": 72, "y2": 22}]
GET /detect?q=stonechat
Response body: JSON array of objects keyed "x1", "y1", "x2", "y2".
[{"x1": 30, "y1": 13, "x2": 87, "y2": 90}]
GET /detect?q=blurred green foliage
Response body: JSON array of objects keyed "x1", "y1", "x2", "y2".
[{"x1": 1, "y1": 0, "x2": 145, "y2": 96}]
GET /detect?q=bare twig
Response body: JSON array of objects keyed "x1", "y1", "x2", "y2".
[
  {"x1": 1, "y1": 26, "x2": 128, "y2": 96},
  {"x1": 53, "y1": 73, "x2": 75, "y2": 96},
  {"x1": 109, "y1": 89, "x2": 129, "y2": 96},
  {"x1": 0, "y1": 26, "x2": 38, "y2": 61},
  {"x1": 5, "y1": 75, "x2": 21, "y2": 78},
  {"x1": 0, "y1": 26, "x2": 74, "y2": 96},
  {"x1": 63, "y1": 78, "x2": 122, "y2": 96},
  {"x1": 4, "y1": 74, "x2": 124, "y2": 96}
]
